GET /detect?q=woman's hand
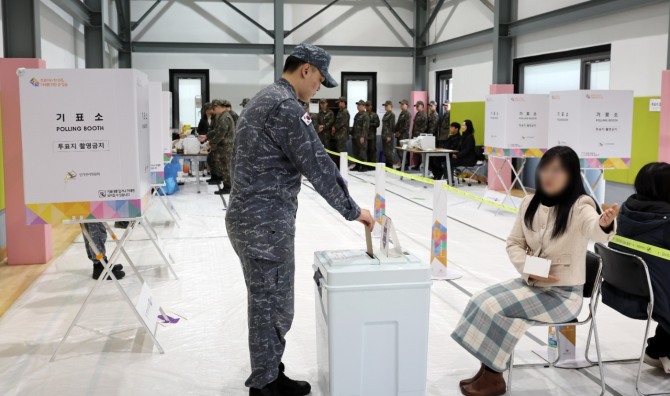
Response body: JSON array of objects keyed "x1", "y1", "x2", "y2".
[
  {"x1": 599, "y1": 203, "x2": 618, "y2": 229},
  {"x1": 529, "y1": 274, "x2": 560, "y2": 283}
]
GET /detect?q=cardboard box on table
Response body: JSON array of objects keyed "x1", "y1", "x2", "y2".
[
  {"x1": 484, "y1": 94, "x2": 549, "y2": 158},
  {"x1": 148, "y1": 81, "x2": 166, "y2": 184},
  {"x1": 548, "y1": 90, "x2": 633, "y2": 169},
  {"x1": 19, "y1": 69, "x2": 151, "y2": 224}
]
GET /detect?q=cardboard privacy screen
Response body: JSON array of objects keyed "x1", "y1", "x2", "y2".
[{"x1": 19, "y1": 69, "x2": 151, "y2": 224}]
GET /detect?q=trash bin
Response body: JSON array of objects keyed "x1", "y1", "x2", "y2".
[{"x1": 313, "y1": 249, "x2": 431, "y2": 396}]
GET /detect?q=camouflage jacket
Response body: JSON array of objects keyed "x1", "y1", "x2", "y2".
[
  {"x1": 352, "y1": 111, "x2": 370, "y2": 139},
  {"x1": 207, "y1": 112, "x2": 235, "y2": 148},
  {"x1": 316, "y1": 109, "x2": 334, "y2": 133},
  {"x1": 438, "y1": 111, "x2": 451, "y2": 141},
  {"x1": 395, "y1": 109, "x2": 411, "y2": 139},
  {"x1": 413, "y1": 110, "x2": 427, "y2": 137},
  {"x1": 427, "y1": 110, "x2": 438, "y2": 136},
  {"x1": 229, "y1": 110, "x2": 239, "y2": 125},
  {"x1": 226, "y1": 78, "x2": 360, "y2": 257},
  {"x1": 333, "y1": 108, "x2": 350, "y2": 141},
  {"x1": 367, "y1": 111, "x2": 380, "y2": 138},
  {"x1": 381, "y1": 111, "x2": 396, "y2": 139}
]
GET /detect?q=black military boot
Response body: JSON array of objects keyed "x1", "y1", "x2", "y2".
[
  {"x1": 214, "y1": 186, "x2": 231, "y2": 195},
  {"x1": 92, "y1": 262, "x2": 125, "y2": 280},
  {"x1": 276, "y1": 363, "x2": 311, "y2": 396},
  {"x1": 207, "y1": 176, "x2": 221, "y2": 185}
]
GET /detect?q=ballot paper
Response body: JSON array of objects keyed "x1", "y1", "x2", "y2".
[
  {"x1": 365, "y1": 227, "x2": 374, "y2": 258},
  {"x1": 524, "y1": 255, "x2": 551, "y2": 278}
]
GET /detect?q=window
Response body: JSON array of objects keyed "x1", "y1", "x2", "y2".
[
  {"x1": 435, "y1": 69, "x2": 453, "y2": 116},
  {"x1": 168, "y1": 69, "x2": 210, "y2": 130},
  {"x1": 341, "y1": 72, "x2": 377, "y2": 127}
]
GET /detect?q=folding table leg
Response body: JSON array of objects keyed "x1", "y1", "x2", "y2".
[{"x1": 102, "y1": 222, "x2": 144, "y2": 283}]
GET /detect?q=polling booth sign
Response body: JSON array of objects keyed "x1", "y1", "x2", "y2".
[
  {"x1": 149, "y1": 82, "x2": 165, "y2": 184},
  {"x1": 484, "y1": 94, "x2": 549, "y2": 157},
  {"x1": 549, "y1": 90, "x2": 633, "y2": 169},
  {"x1": 19, "y1": 69, "x2": 151, "y2": 224}
]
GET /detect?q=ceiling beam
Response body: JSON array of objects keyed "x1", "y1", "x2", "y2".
[
  {"x1": 219, "y1": 0, "x2": 274, "y2": 38},
  {"x1": 419, "y1": 0, "x2": 446, "y2": 40},
  {"x1": 380, "y1": 0, "x2": 414, "y2": 37},
  {"x1": 419, "y1": 28, "x2": 493, "y2": 57},
  {"x1": 285, "y1": 0, "x2": 340, "y2": 38}
]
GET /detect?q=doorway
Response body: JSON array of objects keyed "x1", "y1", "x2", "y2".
[
  {"x1": 168, "y1": 69, "x2": 210, "y2": 130},
  {"x1": 341, "y1": 72, "x2": 377, "y2": 126},
  {"x1": 435, "y1": 69, "x2": 453, "y2": 116}
]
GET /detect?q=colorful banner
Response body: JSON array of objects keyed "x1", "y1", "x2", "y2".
[
  {"x1": 485, "y1": 94, "x2": 549, "y2": 156},
  {"x1": 19, "y1": 69, "x2": 151, "y2": 224},
  {"x1": 485, "y1": 147, "x2": 546, "y2": 158}
]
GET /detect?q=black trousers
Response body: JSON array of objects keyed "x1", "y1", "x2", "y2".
[{"x1": 647, "y1": 325, "x2": 670, "y2": 359}]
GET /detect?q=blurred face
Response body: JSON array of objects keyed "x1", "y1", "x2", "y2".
[
  {"x1": 539, "y1": 158, "x2": 569, "y2": 196},
  {"x1": 416, "y1": 104, "x2": 424, "y2": 112},
  {"x1": 366, "y1": 104, "x2": 372, "y2": 112},
  {"x1": 461, "y1": 122, "x2": 467, "y2": 132},
  {"x1": 357, "y1": 104, "x2": 365, "y2": 112},
  {"x1": 401, "y1": 103, "x2": 408, "y2": 111},
  {"x1": 205, "y1": 109, "x2": 214, "y2": 117},
  {"x1": 444, "y1": 103, "x2": 450, "y2": 112},
  {"x1": 338, "y1": 101, "x2": 346, "y2": 109},
  {"x1": 295, "y1": 64, "x2": 323, "y2": 102},
  {"x1": 319, "y1": 102, "x2": 328, "y2": 111},
  {"x1": 429, "y1": 104, "x2": 436, "y2": 112},
  {"x1": 384, "y1": 104, "x2": 393, "y2": 112},
  {"x1": 449, "y1": 126, "x2": 458, "y2": 135},
  {"x1": 213, "y1": 106, "x2": 224, "y2": 115}
]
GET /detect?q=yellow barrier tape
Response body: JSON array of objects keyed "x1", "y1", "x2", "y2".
[
  {"x1": 610, "y1": 235, "x2": 670, "y2": 261},
  {"x1": 324, "y1": 149, "x2": 518, "y2": 214}
]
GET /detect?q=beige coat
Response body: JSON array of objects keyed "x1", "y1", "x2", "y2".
[{"x1": 507, "y1": 195, "x2": 615, "y2": 287}]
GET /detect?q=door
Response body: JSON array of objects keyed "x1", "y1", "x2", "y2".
[
  {"x1": 169, "y1": 69, "x2": 210, "y2": 131},
  {"x1": 341, "y1": 72, "x2": 376, "y2": 127},
  {"x1": 435, "y1": 69, "x2": 452, "y2": 117}
]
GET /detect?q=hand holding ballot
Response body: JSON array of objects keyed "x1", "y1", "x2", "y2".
[{"x1": 356, "y1": 209, "x2": 375, "y2": 232}]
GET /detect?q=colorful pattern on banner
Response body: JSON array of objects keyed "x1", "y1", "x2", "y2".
[
  {"x1": 374, "y1": 163, "x2": 386, "y2": 226},
  {"x1": 485, "y1": 146, "x2": 546, "y2": 158},
  {"x1": 431, "y1": 180, "x2": 449, "y2": 278},
  {"x1": 25, "y1": 192, "x2": 150, "y2": 224},
  {"x1": 163, "y1": 153, "x2": 172, "y2": 162},
  {"x1": 580, "y1": 157, "x2": 631, "y2": 170},
  {"x1": 150, "y1": 171, "x2": 165, "y2": 185}
]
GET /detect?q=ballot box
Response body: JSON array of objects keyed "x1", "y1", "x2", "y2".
[{"x1": 313, "y1": 249, "x2": 431, "y2": 396}]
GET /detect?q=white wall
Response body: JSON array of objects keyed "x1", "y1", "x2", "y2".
[
  {"x1": 40, "y1": 0, "x2": 85, "y2": 68},
  {"x1": 428, "y1": 43, "x2": 493, "y2": 102},
  {"x1": 427, "y1": 0, "x2": 493, "y2": 45}
]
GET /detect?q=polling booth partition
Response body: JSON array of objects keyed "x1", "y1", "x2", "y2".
[{"x1": 17, "y1": 68, "x2": 178, "y2": 360}]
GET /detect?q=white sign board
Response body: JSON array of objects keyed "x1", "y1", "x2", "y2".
[
  {"x1": 484, "y1": 94, "x2": 549, "y2": 157},
  {"x1": 19, "y1": 69, "x2": 151, "y2": 224},
  {"x1": 549, "y1": 90, "x2": 633, "y2": 168},
  {"x1": 650, "y1": 98, "x2": 661, "y2": 112},
  {"x1": 148, "y1": 82, "x2": 164, "y2": 184},
  {"x1": 135, "y1": 282, "x2": 160, "y2": 335}
]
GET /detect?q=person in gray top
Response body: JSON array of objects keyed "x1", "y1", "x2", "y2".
[{"x1": 225, "y1": 43, "x2": 375, "y2": 396}]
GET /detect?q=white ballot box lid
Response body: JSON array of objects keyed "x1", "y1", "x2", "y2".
[{"x1": 314, "y1": 250, "x2": 430, "y2": 288}]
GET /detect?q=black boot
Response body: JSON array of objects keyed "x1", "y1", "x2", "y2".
[
  {"x1": 114, "y1": 221, "x2": 130, "y2": 229},
  {"x1": 92, "y1": 262, "x2": 125, "y2": 280},
  {"x1": 207, "y1": 176, "x2": 221, "y2": 185},
  {"x1": 214, "y1": 186, "x2": 231, "y2": 195},
  {"x1": 276, "y1": 363, "x2": 311, "y2": 396}
]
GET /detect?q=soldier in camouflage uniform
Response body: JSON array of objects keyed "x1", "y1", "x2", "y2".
[
  {"x1": 412, "y1": 100, "x2": 428, "y2": 169},
  {"x1": 240, "y1": 98, "x2": 250, "y2": 108},
  {"x1": 437, "y1": 101, "x2": 452, "y2": 144},
  {"x1": 315, "y1": 98, "x2": 334, "y2": 147},
  {"x1": 381, "y1": 100, "x2": 396, "y2": 168},
  {"x1": 331, "y1": 96, "x2": 350, "y2": 154},
  {"x1": 352, "y1": 99, "x2": 370, "y2": 170},
  {"x1": 203, "y1": 99, "x2": 235, "y2": 193},
  {"x1": 427, "y1": 100, "x2": 439, "y2": 136},
  {"x1": 203, "y1": 99, "x2": 226, "y2": 185},
  {"x1": 394, "y1": 99, "x2": 411, "y2": 169},
  {"x1": 225, "y1": 44, "x2": 374, "y2": 396},
  {"x1": 365, "y1": 100, "x2": 380, "y2": 163},
  {"x1": 226, "y1": 101, "x2": 239, "y2": 125},
  {"x1": 218, "y1": 100, "x2": 236, "y2": 194},
  {"x1": 82, "y1": 223, "x2": 125, "y2": 280}
]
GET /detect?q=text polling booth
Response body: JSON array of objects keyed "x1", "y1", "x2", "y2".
[
  {"x1": 549, "y1": 90, "x2": 633, "y2": 203},
  {"x1": 483, "y1": 94, "x2": 549, "y2": 209},
  {"x1": 18, "y1": 69, "x2": 176, "y2": 360}
]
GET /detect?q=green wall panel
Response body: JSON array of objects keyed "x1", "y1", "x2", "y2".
[
  {"x1": 450, "y1": 101, "x2": 485, "y2": 146},
  {"x1": 605, "y1": 97, "x2": 660, "y2": 185}
]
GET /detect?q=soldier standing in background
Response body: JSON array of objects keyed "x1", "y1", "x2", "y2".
[
  {"x1": 365, "y1": 100, "x2": 380, "y2": 163},
  {"x1": 202, "y1": 99, "x2": 225, "y2": 185},
  {"x1": 226, "y1": 44, "x2": 374, "y2": 396},
  {"x1": 240, "y1": 98, "x2": 250, "y2": 108},
  {"x1": 427, "y1": 100, "x2": 439, "y2": 136},
  {"x1": 412, "y1": 100, "x2": 428, "y2": 169},
  {"x1": 352, "y1": 99, "x2": 370, "y2": 171},
  {"x1": 437, "y1": 101, "x2": 451, "y2": 147},
  {"x1": 381, "y1": 100, "x2": 396, "y2": 168},
  {"x1": 316, "y1": 98, "x2": 334, "y2": 147},
  {"x1": 394, "y1": 99, "x2": 411, "y2": 169},
  {"x1": 217, "y1": 100, "x2": 236, "y2": 194},
  {"x1": 200, "y1": 99, "x2": 235, "y2": 193},
  {"x1": 226, "y1": 100, "x2": 239, "y2": 125},
  {"x1": 331, "y1": 96, "x2": 350, "y2": 157}
]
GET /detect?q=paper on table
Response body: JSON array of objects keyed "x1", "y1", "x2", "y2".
[
  {"x1": 365, "y1": 227, "x2": 373, "y2": 258},
  {"x1": 523, "y1": 255, "x2": 551, "y2": 278}
]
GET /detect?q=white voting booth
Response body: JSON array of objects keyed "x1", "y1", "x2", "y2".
[
  {"x1": 549, "y1": 90, "x2": 633, "y2": 202},
  {"x1": 483, "y1": 94, "x2": 549, "y2": 209},
  {"x1": 313, "y1": 221, "x2": 431, "y2": 396},
  {"x1": 18, "y1": 68, "x2": 177, "y2": 360}
]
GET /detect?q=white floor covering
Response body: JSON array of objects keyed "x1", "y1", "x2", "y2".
[{"x1": 0, "y1": 170, "x2": 668, "y2": 396}]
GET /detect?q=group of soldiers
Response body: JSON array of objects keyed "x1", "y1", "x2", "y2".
[
  {"x1": 197, "y1": 98, "x2": 250, "y2": 194},
  {"x1": 311, "y1": 98, "x2": 452, "y2": 170}
]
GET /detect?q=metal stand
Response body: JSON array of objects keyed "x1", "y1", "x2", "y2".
[
  {"x1": 151, "y1": 184, "x2": 182, "y2": 227},
  {"x1": 580, "y1": 168, "x2": 608, "y2": 205},
  {"x1": 50, "y1": 217, "x2": 176, "y2": 362},
  {"x1": 478, "y1": 156, "x2": 528, "y2": 214}
]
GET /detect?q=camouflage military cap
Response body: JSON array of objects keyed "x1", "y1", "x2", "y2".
[
  {"x1": 211, "y1": 99, "x2": 225, "y2": 107},
  {"x1": 365, "y1": 100, "x2": 373, "y2": 106},
  {"x1": 383, "y1": 100, "x2": 393, "y2": 106},
  {"x1": 289, "y1": 43, "x2": 338, "y2": 88},
  {"x1": 319, "y1": 98, "x2": 328, "y2": 104},
  {"x1": 221, "y1": 99, "x2": 232, "y2": 107},
  {"x1": 336, "y1": 96, "x2": 347, "y2": 103},
  {"x1": 356, "y1": 100, "x2": 366, "y2": 106},
  {"x1": 399, "y1": 99, "x2": 409, "y2": 105},
  {"x1": 429, "y1": 100, "x2": 437, "y2": 106},
  {"x1": 443, "y1": 100, "x2": 450, "y2": 105},
  {"x1": 414, "y1": 100, "x2": 425, "y2": 107},
  {"x1": 240, "y1": 98, "x2": 250, "y2": 107}
]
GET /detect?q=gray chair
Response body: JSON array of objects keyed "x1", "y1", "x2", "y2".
[
  {"x1": 507, "y1": 251, "x2": 606, "y2": 395},
  {"x1": 594, "y1": 242, "x2": 665, "y2": 396}
]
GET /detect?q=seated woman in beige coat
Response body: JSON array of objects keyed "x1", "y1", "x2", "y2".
[{"x1": 451, "y1": 146, "x2": 618, "y2": 396}]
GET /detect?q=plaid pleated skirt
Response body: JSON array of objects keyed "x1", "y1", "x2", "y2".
[{"x1": 451, "y1": 278, "x2": 584, "y2": 372}]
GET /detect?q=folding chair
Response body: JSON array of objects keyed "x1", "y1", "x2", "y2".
[
  {"x1": 594, "y1": 243, "x2": 666, "y2": 396},
  {"x1": 455, "y1": 146, "x2": 487, "y2": 186},
  {"x1": 508, "y1": 251, "x2": 606, "y2": 395}
]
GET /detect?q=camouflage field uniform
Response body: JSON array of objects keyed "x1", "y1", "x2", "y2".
[
  {"x1": 438, "y1": 110, "x2": 451, "y2": 143},
  {"x1": 352, "y1": 110, "x2": 370, "y2": 162},
  {"x1": 332, "y1": 108, "x2": 350, "y2": 153},
  {"x1": 413, "y1": 110, "x2": 427, "y2": 137},
  {"x1": 226, "y1": 78, "x2": 361, "y2": 389},
  {"x1": 229, "y1": 109, "x2": 239, "y2": 125},
  {"x1": 427, "y1": 109, "x2": 439, "y2": 136},
  {"x1": 207, "y1": 112, "x2": 235, "y2": 185},
  {"x1": 381, "y1": 110, "x2": 396, "y2": 167},
  {"x1": 83, "y1": 223, "x2": 107, "y2": 264},
  {"x1": 395, "y1": 109, "x2": 411, "y2": 140},
  {"x1": 316, "y1": 108, "x2": 334, "y2": 147},
  {"x1": 367, "y1": 110, "x2": 380, "y2": 163}
]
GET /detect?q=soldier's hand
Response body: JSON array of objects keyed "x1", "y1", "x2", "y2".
[
  {"x1": 356, "y1": 209, "x2": 375, "y2": 232},
  {"x1": 386, "y1": 137, "x2": 391, "y2": 143}
]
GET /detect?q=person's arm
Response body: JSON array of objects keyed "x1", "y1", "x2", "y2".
[
  {"x1": 371, "y1": 114, "x2": 380, "y2": 129},
  {"x1": 272, "y1": 102, "x2": 361, "y2": 221},
  {"x1": 506, "y1": 197, "x2": 531, "y2": 280},
  {"x1": 325, "y1": 111, "x2": 335, "y2": 131},
  {"x1": 577, "y1": 196, "x2": 617, "y2": 242}
]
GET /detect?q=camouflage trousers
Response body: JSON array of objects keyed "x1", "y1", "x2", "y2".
[
  {"x1": 231, "y1": 238, "x2": 296, "y2": 389},
  {"x1": 382, "y1": 136, "x2": 395, "y2": 167},
  {"x1": 352, "y1": 136, "x2": 367, "y2": 162},
  {"x1": 83, "y1": 223, "x2": 107, "y2": 264},
  {"x1": 366, "y1": 134, "x2": 377, "y2": 163},
  {"x1": 208, "y1": 144, "x2": 233, "y2": 186}
]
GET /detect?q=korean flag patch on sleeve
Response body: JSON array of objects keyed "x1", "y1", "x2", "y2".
[{"x1": 301, "y1": 112, "x2": 312, "y2": 126}]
